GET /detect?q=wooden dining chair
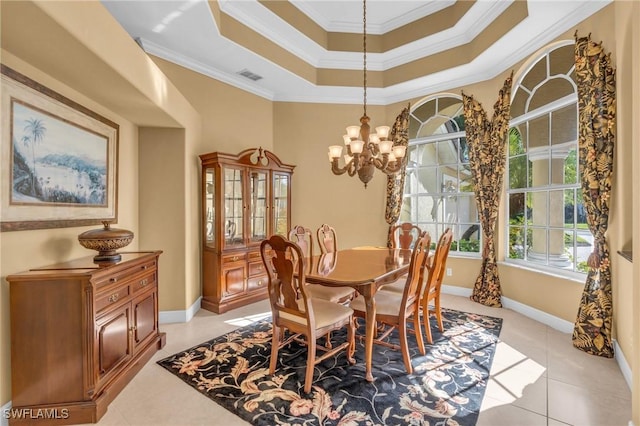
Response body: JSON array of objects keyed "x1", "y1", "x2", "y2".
[
  {"x1": 381, "y1": 222, "x2": 425, "y2": 294},
  {"x1": 421, "y1": 228, "x2": 454, "y2": 344},
  {"x1": 316, "y1": 223, "x2": 338, "y2": 254},
  {"x1": 260, "y1": 235, "x2": 355, "y2": 393},
  {"x1": 289, "y1": 225, "x2": 355, "y2": 304},
  {"x1": 389, "y1": 222, "x2": 423, "y2": 250},
  {"x1": 349, "y1": 231, "x2": 431, "y2": 375}
]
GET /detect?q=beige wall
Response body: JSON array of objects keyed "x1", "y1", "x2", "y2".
[{"x1": 0, "y1": 0, "x2": 637, "y2": 421}]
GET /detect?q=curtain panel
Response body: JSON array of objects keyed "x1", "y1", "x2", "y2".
[
  {"x1": 462, "y1": 73, "x2": 514, "y2": 308},
  {"x1": 572, "y1": 33, "x2": 616, "y2": 358},
  {"x1": 385, "y1": 105, "x2": 410, "y2": 248}
]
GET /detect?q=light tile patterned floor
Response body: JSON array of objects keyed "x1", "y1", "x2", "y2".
[{"x1": 84, "y1": 294, "x2": 632, "y2": 426}]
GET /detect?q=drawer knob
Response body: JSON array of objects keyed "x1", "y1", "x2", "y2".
[
  {"x1": 139, "y1": 279, "x2": 149, "y2": 287},
  {"x1": 142, "y1": 265, "x2": 148, "y2": 270},
  {"x1": 110, "y1": 277, "x2": 118, "y2": 283},
  {"x1": 108, "y1": 293, "x2": 119, "y2": 303},
  {"x1": 258, "y1": 280, "x2": 263, "y2": 286},
  {"x1": 232, "y1": 256, "x2": 238, "y2": 261}
]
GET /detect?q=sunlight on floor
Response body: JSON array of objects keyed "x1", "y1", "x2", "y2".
[
  {"x1": 481, "y1": 341, "x2": 546, "y2": 411},
  {"x1": 224, "y1": 311, "x2": 271, "y2": 327}
]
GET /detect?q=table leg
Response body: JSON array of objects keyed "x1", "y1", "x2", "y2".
[{"x1": 361, "y1": 285, "x2": 376, "y2": 382}]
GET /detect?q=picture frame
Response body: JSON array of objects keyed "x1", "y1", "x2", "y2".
[{"x1": 1, "y1": 65, "x2": 119, "y2": 232}]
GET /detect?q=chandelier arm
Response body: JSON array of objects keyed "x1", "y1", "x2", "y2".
[
  {"x1": 372, "y1": 155, "x2": 390, "y2": 170},
  {"x1": 330, "y1": 159, "x2": 350, "y2": 176},
  {"x1": 382, "y1": 161, "x2": 404, "y2": 175}
]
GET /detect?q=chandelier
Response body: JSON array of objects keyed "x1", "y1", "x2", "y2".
[{"x1": 327, "y1": 0, "x2": 406, "y2": 188}]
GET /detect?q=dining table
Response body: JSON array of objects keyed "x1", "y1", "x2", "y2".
[{"x1": 304, "y1": 247, "x2": 412, "y2": 382}]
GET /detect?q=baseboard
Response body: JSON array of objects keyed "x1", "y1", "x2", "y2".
[
  {"x1": 158, "y1": 296, "x2": 202, "y2": 324},
  {"x1": 615, "y1": 339, "x2": 633, "y2": 391},
  {"x1": 441, "y1": 285, "x2": 633, "y2": 392},
  {"x1": 1, "y1": 400, "x2": 11, "y2": 426}
]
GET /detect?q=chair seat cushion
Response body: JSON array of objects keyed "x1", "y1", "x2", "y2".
[
  {"x1": 349, "y1": 290, "x2": 404, "y2": 317},
  {"x1": 280, "y1": 298, "x2": 353, "y2": 329},
  {"x1": 305, "y1": 284, "x2": 355, "y2": 303}
]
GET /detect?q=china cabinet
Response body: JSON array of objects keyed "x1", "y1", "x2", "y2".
[
  {"x1": 7, "y1": 251, "x2": 164, "y2": 425},
  {"x1": 200, "y1": 147, "x2": 294, "y2": 313}
]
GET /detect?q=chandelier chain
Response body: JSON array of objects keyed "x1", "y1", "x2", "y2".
[{"x1": 362, "y1": 0, "x2": 367, "y2": 117}]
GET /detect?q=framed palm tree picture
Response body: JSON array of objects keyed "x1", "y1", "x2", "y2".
[{"x1": 1, "y1": 65, "x2": 119, "y2": 231}]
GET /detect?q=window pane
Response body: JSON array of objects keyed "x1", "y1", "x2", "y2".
[
  {"x1": 521, "y1": 56, "x2": 547, "y2": 93},
  {"x1": 508, "y1": 226, "x2": 526, "y2": 259},
  {"x1": 551, "y1": 103, "x2": 577, "y2": 146},
  {"x1": 457, "y1": 165, "x2": 474, "y2": 192},
  {"x1": 436, "y1": 140, "x2": 458, "y2": 165},
  {"x1": 509, "y1": 127, "x2": 525, "y2": 156},
  {"x1": 530, "y1": 191, "x2": 547, "y2": 226},
  {"x1": 508, "y1": 192, "x2": 525, "y2": 221},
  {"x1": 509, "y1": 155, "x2": 528, "y2": 189},
  {"x1": 457, "y1": 195, "x2": 478, "y2": 222},
  {"x1": 459, "y1": 137, "x2": 470, "y2": 162},
  {"x1": 564, "y1": 189, "x2": 576, "y2": 226},
  {"x1": 528, "y1": 227, "x2": 547, "y2": 264},
  {"x1": 563, "y1": 149, "x2": 578, "y2": 184},
  {"x1": 549, "y1": 44, "x2": 575, "y2": 75},
  {"x1": 528, "y1": 114, "x2": 549, "y2": 150}
]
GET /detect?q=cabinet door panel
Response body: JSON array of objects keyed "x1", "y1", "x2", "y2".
[
  {"x1": 272, "y1": 172, "x2": 290, "y2": 236},
  {"x1": 249, "y1": 170, "x2": 268, "y2": 243},
  {"x1": 96, "y1": 304, "x2": 132, "y2": 381},
  {"x1": 222, "y1": 265, "x2": 246, "y2": 296},
  {"x1": 223, "y1": 167, "x2": 245, "y2": 249},
  {"x1": 134, "y1": 290, "x2": 157, "y2": 351}
]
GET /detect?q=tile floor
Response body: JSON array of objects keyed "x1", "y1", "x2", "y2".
[{"x1": 84, "y1": 294, "x2": 632, "y2": 426}]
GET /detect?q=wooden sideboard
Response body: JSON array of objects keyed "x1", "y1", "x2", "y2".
[{"x1": 6, "y1": 251, "x2": 165, "y2": 425}]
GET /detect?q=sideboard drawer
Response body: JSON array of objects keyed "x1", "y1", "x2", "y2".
[
  {"x1": 131, "y1": 270, "x2": 157, "y2": 294},
  {"x1": 95, "y1": 283, "x2": 131, "y2": 314}
]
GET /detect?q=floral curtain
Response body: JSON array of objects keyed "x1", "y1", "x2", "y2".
[
  {"x1": 572, "y1": 33, "x2": 616, "y2": 358},
  {"x1": 462, "y1": 73, "x2": 513, "y2": 308},
  {"x1": 385, "y1": 104, "x2": 410, "y2": 248}
]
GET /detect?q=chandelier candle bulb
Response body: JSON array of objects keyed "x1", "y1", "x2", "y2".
[
  {"x1": 350, "y1": 140, "x2": 365, "y2": 154},
  {"x1": 393, "y1": 145, "x2": 407, "y2": 158},
  {"x1": 378, "y1": 140, "x2": 393, "y2": 154},
  {"x1": 329, "y1": 145, "x2": 344, "y2": 159},
  {"x1": 376, "y1": 126, "x2": 390, "y2": 139},
  {"x1": 343, "y1": 135, "x2": 352, "y2": 145},
  {"x1": 346, "y1": 126, "x2": 361, "y2": 139}
]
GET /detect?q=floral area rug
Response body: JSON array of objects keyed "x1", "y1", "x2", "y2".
[{"x1": 157, "y1": 308, "x2": 502, "y2": 426}]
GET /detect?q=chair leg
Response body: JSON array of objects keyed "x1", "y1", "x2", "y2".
[
  {"x1": 346, "y1": 317, "x2": 356, "y2": 364},
  {"x1": 398, "y1": 321, "x2": 413, "y2": 375},
  {"x1": 270, "y1": 325, "x2": 280, "y2": 374},
  {"x1": 435, "y1": 297, "x2": 444, "y2": 331},
  {"x1": 325, "y1": 332, "x2": 333, "y2": 349},
  {"x1": 412, "y1": 312, "x2": 425, "y2": 355},
  {"x1": 304, "y1": 337, "x2": 316, "y2": 393},
  {"x1": 423, "y1": 307, "x2": 433, "y2": 344}
]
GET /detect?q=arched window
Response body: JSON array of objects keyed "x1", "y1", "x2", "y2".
[
  {"x1": 400, "y1": 95, "x2": 480, "y2": 255},
  {"x1": 507, "y1": 42, "x2": 588, "y2": 275}
]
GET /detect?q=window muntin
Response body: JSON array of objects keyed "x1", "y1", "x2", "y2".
[
  {"x1": 401, "y1": 96, "x2": 480, "y2": 255},
  {"x1": 507, "y1": 42, "x2": 588, "y2": 275}
]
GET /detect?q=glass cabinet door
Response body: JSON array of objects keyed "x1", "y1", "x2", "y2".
[
  {"x1": 272, "y1": 172, "x2": 290, "y2": 236},
  {"x1": 205, "y1": 168, "x2": 215, "y2": 246},
  {"x1": 223, "y1": 167, "x2": 245, "y2": 248},
  {"x1": 248, "y1": 170, "x2": 268, "y2": 243}
]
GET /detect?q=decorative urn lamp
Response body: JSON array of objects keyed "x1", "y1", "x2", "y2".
[{"x1": 78, "y1": 221, "x2": 134, "y2": 262}]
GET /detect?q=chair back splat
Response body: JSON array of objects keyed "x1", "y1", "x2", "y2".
[
  {"x1": 317, "y1": 224, "x2": 338, "y2": 254},
  {"x1": 260, "y1": 235, "x2": 355, "y2": 393},
  {"x1": 421, "y1": 228, "x2": 454, "y2": 344},
  {"x1": 288, "y1": 225, "x2": 313, "y2": 259},
  {"x1": 389, "y1": 222, "x2": 423, "y2": 250}
]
